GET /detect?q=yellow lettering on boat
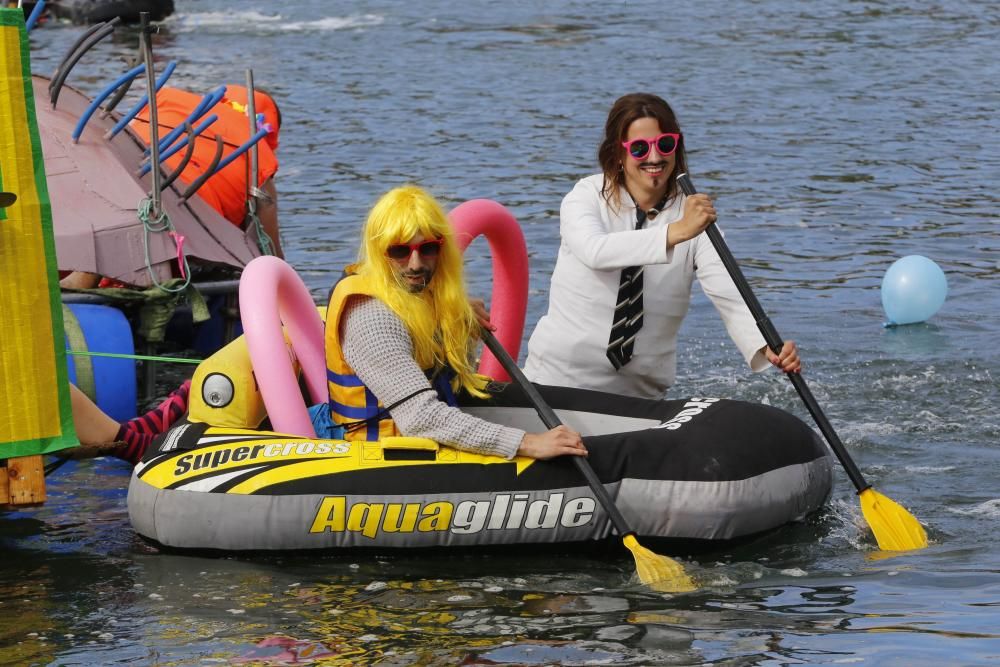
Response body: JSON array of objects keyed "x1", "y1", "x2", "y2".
[
  {"x1": 306, "y1": 494, "x2": 597, "y2": 538},
  {"x1": 309, "y1": 496, "x2": 346, "y2": 533},
  {"x1": 382, "y1": 503, "x2": 421, "y2": 532},
  {"x1": 347, "y1": 503, "x2": 385, "y2": 539},
  {"x1": 418, "y1": 502, "x2": 452, "y2": 532}
]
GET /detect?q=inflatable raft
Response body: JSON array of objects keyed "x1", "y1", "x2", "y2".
[
  {"x1": 127, "y1": 202, "x2": 833, "y2": 552},
  {"x1": 129, "y1": 382, "x2": 832, "y2": 551},
  {"x1": 43, "y1": 0, "x2": 174, "y2": 25}
]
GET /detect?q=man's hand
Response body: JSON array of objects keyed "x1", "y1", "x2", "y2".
[
  {"x1": 667, "y1": 193, "x2": 717, "y2": 247},
  {"x1": 765, "y1": 340, "x2": 801, "y2": 373},
  {"x1": 517, "y1": 425, "x2": 587, "y2": 460},
  {"x1": 470, "y1": 298, "x2": 494, "y2": 331}
]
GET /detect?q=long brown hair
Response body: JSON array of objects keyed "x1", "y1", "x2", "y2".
[{"x1": 597, "y1": 93, "x2": 687, "y2": 210}]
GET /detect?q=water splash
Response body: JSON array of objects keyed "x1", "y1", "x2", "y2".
[
  {"x1": 948, "y1": 499, "x2": 1000, "y2": 519},
  {"x1": 166, "y1": 12, "x2": 385, "y2": 34}
]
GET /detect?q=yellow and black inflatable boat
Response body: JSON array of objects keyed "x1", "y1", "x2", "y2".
[{"x1": 127, "y1": 337, "x2": 833, "y2": 551}]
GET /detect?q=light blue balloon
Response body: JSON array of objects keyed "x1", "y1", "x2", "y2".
[{"x1": 881, "y1": 255, "x2": 948, "y2": 325}]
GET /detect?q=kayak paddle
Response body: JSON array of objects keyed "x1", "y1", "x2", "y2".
[
  {"x1": 676, "y1": 173, "x2": 927, "y2": 551},
  {"x1": 480, "y1": 328, "x2": 696, "y2": 590}
]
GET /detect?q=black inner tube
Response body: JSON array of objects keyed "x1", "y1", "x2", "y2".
[
  {"x1": 100, "y1": 59, "x2": 141, "y2": 117},
  {"x1": 49, "y1": 20, "x2": 107, "y2": 90},
  {"x1": 49, "y1": 19, "x2": 120, "y2": 108},
  {"x1": 180, "y1": 134, "x2": 224, "y2": 202},
  {"x1": 160, "y1": 122, "x2": 196, "y2": 191}
]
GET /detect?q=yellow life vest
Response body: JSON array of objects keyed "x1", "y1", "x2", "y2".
[
  {"x1": 325, "y1": 273, "x2": 396, "y2": 441},
  {"x1": 325, "y1": 273, "x2": 460, "y2": 442}
]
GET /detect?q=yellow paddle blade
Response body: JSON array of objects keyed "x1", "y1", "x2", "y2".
[
  {"x1": 859, "y1": 488, "x2": 928, "y2": 551},
  {"x1": 622, "y1": 534, "x2": 696, "y2": 592}
]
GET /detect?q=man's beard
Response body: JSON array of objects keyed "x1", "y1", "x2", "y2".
[{"x1": 399, "y1": 269, "x2": 433, "y2": 293}]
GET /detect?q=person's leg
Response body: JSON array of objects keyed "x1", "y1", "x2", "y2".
[
  {"x1": 60, "y1": 271, "x2": 101, "y2": 290},
  {"x1": 112, "y1": 380, "x2": 191, "y2": 464},
  {"x1": 70, "y1": 384, "x2": 120, "y2": 445},
  {"x1": 69, "y1": 381, "x2": 191, "y2": 465}
]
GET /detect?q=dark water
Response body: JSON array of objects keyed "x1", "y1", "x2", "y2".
[{"x1": 4, "y1": 0, "x2": 999, "y2": 664}]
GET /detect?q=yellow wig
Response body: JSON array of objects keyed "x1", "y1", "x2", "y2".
[{"x1": 354, "y1": 185, "x2": 486, "y2": 398}]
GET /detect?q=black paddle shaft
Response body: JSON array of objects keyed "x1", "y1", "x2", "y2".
[
  {"x1": 676, "y1": 173, "x2": 870, "y2": 494},
  {"x1": 480, "y1": 329, "x2": 636, "y2": 538}
]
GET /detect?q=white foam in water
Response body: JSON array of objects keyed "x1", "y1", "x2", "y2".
[
  {"x1": 835, "y1": 420, "x2": 901, "y2": 442},
  {"x1": 167, "y1": 11, "x2": 385, "y2": 33},
  {"x1": 948, "y1": 499, "x2": 1000, "y2": 518},
  {"x1": 780, "y1": 568, "x2": 808, "y2": 577},
  {"x1": 904, "y1": 465, "x2": 956, "y2": 473}
]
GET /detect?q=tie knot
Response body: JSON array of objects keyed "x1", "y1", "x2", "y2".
[{"x1": 633, "y1": 194, "x2": 668, "y2": 228}]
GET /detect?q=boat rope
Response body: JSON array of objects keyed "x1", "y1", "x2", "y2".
[
  {"x1": 66, "y1": 350, "x2": 203, "y2": 365},
  {"x1": 245, "y1": 197, "x2": 275, "y2": 256},
  {"x1": 138, "y1": 197, "x2": 191, "y2": 293}
]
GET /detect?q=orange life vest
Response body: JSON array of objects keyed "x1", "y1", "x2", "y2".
[{"x1": 131, "y1": 86, "x2": 279, "y2": 226}]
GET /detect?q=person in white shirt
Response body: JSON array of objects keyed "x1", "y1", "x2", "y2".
[{"x1": 524, "y1": 92, "x2": 800, "y2": 399}]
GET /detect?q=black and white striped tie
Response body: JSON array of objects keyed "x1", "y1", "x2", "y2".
[{"x1": 606, "y1": 196, "x2": 667, "y2": 370}]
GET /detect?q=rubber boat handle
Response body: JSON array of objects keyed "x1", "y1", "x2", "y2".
[
  {"x1": 480, "y1": 329, "x2": 637, "y2": 539},
  {"x1": 676, "y1": 173, "x2": 870, "y2": 494},
  {"x1": 379, "y1": 437, "x2": 440, "y2": 451},
  {"x1": 139, "y1": 114, "x2": 217, "y2": 177},
  {"x1": 103, "y1": 60, "x2": 177, "y2": 140},
  {"x1": 159, "y1": 122, "x2": 196, "y2": 191},
  {"x1": 49, "y1": 19, "x2": 119, "y2": 109},
  {"x1": 179, "y1": 134, "x2": 225, "y2": 202},
  {"x1": 25, "y1": 0, "x2": 46, "y2": 32},
  {"x1": 148, "y1": 85, "x2": 227, "y2": 156}
]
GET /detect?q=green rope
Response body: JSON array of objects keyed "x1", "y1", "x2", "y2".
[
  {"x1": 139, "y1": 197, "x2": 192, "y2": 293},
  {"x1": 245, "y1": 197, "x2": 275, "y2": 256},
  {"x1": 67, "y1": 349, "x2": 204, "y2": 364}
]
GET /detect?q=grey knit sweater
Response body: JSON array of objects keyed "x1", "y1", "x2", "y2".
[{"x1": 341, "y1": 296, "x2": 524, "y2": 459}]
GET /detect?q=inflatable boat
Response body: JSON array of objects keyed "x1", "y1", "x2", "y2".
[
  {"x1": 40, "y1": 0, "x2": 174, "y2": 25},
  {"x1": 130, "y1": 382, "x2": 832, "y2": 551},
  {"x1": 127, "y1": 201, "x2": 834, "y2": 552}
]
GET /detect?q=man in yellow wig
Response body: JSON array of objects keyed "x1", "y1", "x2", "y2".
[{"x1": 324, "y1": 185, "x2": 586, "y2": 460}]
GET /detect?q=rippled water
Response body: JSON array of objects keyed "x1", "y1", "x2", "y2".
[{"x1": 3, "y1": 0, "x2": 999, "y2": 664}]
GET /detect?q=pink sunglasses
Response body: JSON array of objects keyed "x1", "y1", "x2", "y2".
[{"x1": 621, "y1": 133, "x2": 681, "y2": 161}]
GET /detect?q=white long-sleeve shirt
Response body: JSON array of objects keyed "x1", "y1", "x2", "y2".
[{"x1": 524, "y1": 174, "x2": 768, "y2": 399}]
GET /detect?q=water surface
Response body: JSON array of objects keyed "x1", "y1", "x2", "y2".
[{"x1": 3, "y1": 0, "x2": 999, "y2": 664}]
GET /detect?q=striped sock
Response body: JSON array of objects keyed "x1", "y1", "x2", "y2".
[
  {"x1": 112, "y1": 380, "x2": 191, "y2": 465},
  {"x1": 112, "y1": 423, "x2": 153, "y2": 466}
]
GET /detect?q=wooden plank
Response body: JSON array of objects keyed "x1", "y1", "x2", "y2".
[{"x1": 0, "y1": 455, "x2": 46, "y2": 507}]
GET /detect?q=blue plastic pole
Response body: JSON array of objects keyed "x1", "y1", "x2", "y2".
[
  {"x1": 72, "y1": 63, "x2": 147, "y2": 143},
  {"x1": 148, "y1": 85, "x2": 227, "y2": 156},
  {"x1": 137, "y1": 113, "x2": 218, "y2": 177},
  {"x1": 206, "y1": 127, "x2": 268, "y2": 176},
  {"x1": 25, "y1": 0, "x2": 46, "y2": 32},
  {"x1": 102, "y1": 61, "x2": 176, "y2": 140}
]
